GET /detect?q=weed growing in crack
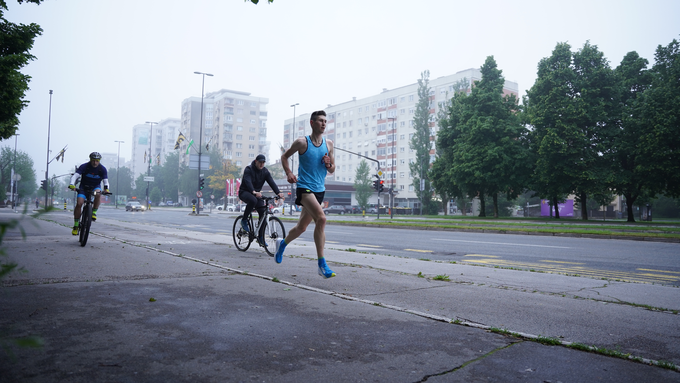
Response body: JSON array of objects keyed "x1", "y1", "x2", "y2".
[
  {"x1": 536, "y1": 335, "x2": 561, "y2": 346},
  {"x1": 417, "y1": 272, "x2": 424, "y2": 278},
  {"x1": 433, "y1": 274, "x2": 450, "y2": 281},
  {"x1": 272, "y1": 277, "x2": 279, "y2": 283}
]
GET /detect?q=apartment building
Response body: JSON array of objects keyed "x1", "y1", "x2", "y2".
[
  {"x1": 283, "y1": 68, "x2": 519, "y2": 207},
  {"x1": 179, "y1": 89, "x2": 269, "y2": 171},
  {"x1": 131, "y1": 118, "x2": 181, "y2": 180}
]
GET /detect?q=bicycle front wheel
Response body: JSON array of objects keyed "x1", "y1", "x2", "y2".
[
  {"x1": 262, "y1": 216, "x2": 286, "y2": 257},
  {"x1": 79, "y1": 204, "x2": 91, "y2": 247},
  {"x1": 233, "y1": 215, "x2": 252, "y2": 251}
]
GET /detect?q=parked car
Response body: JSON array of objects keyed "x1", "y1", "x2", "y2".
[
  {"x1": 126, "y1": 201, "x2": 146, "y2": 212},
  {"x1": 226, "y1": 204, "x2": 236, "y2": 212},
  {"x1": 323, "y1": 205, "x2": 346, "y2": 215},
  {"x1": 344, "y1": 205, "x2": 361, "y2": 214}
]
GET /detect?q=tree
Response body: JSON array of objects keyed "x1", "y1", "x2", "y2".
[
  {"x1": 207, "y1": 160, "x2": 241, "y2": 200},
  {"x1": 409, "y1": 70, "x2": 438, "y2": 215},
  {"x1": 446, "y1": 56, "x2": 529, "y2": 217},
  {"x1": 107, "y1": 166, "x2": 134, "y2": 200},
  {"x1": 353, "y1": 160, "x2": 372, "y2": 211},
  {"x1": 431, "y1": 78, "x2": 469, "y2": 216},
  {"x1": 0, "y1": 146, "x2": 36, "y2": 201},
  {"x1": 0, "y1": 0, "x2": 44, "y2": 139},
  {"x1": 639, "y1": 39, "x2": 680, "y2": 198},
  {"x1": 607, "y1": 51, "x2": 653, "y2": 222},
  {"x1": 525, "y1": 42, "x2": 616, "y2": 220}
]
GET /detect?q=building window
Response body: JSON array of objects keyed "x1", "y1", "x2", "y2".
[
  {"x1": 236, "y1": 143, "x2": 242, "y2": 149},
  {"x1": 237, "y1": 126, "x2": 243, "y2": 131},
  {"x1": 249, "y1": 136, "x2": 255, "y2": 141},
  {"x1": 236, "y1": 134, "x2": 243, "y2": 140},
  {"x1": 236, "y1": 152, "x2": 242, "y2": 157}
]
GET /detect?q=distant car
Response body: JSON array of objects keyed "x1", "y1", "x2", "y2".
[
  {"x1": 165, "y1": 200, "x2": 173, "y2": 206},
  {"x1": 126, "y1": 201, "x2": 146, "y2": 212},
  {"x1": 344, "y1": 205, "x2": 360, "y2": 214},
  {"x1": 323, "y1": 205, "x2": 346, "y2": 215},
  {"x1": 226, "y1": 204, "x2": 236, "y2": 212}
]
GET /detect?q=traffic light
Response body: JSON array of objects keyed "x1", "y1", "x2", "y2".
[
  {"x1": 373, "y1": 174, "x2": 381, "y2": 192},
  {"x1": 40, "y1": 180, "x2": 47, "y2": 190},
  {"x1": 199, "y1": 178, "x2": 205, "y2": 190},
  {"x1": 378, "y1": 180, "x2": 385, "y2": 193}
]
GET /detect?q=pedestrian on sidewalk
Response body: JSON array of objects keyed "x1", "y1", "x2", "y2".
[{"x1": 276, "y1": 110, "x2": 336, "y2": 278}]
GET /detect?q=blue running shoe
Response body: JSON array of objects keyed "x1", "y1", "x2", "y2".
[
  {"x1": 318, "y1": 263, "x2": 336, "y2": 279},
  {"x1": 241, "y1": 219, "x2": 250, "y2": 232},
  {"x1": 275, "y1": 238, "x2": 286, "y2": 263},
  {"x1": 318, "y1": 258, "x2": 335, "y2": 278}
]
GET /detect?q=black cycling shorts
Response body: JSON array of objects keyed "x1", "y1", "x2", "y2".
[{"x1": 295, "y1": 188, "x2": 324, "y2": 207}]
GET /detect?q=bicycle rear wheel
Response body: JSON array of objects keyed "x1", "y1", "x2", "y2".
[
  {"x1": 232, "y1": 215, "x2": 253, "y2": 251},
  {"x1": 79, "y1": 204, "x2": 91, "y2": 247},
  {"x1": 262, "y1": 216, "x2": 286, "y2": 257}
]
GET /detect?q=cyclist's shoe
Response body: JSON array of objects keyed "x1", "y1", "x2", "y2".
[
  {"x1": 318, "y1": 258, "x2": 336, "y2": 279},
  {"x1": 71, "y1": 226, "x2": 78, "y2": 236},
  {"x1": 258, "y1": 235, "x2": 267, "y2": 247},
  {"x1": 275, "y1": 238, "x2": 286, "y2": 264},
  {"x1": 241, "y1": 219, "x2": 250, "y2": 232},
  {"x1": 92, "y1": 211, "x2": 97, "y2": 221}
]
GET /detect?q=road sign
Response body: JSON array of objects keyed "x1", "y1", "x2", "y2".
[
  {"x1": 144, "y1": 176, "x2": 154, "y2": 182},
  {"x1": 378, "y1": 170, "x2": 383, "y2": 177},
  {"x1": 196, "y1": 191, "x2": 203, "y2": 198},
  {"x1": 210, "y1": 195, "x2": 215, "y2": 200}
]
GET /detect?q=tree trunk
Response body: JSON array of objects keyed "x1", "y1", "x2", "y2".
[
  {"x1": 580, "y1": 191, "x2": 588, "y2": 220},
  {"x1": 625, "y1": 193, "x2": 637, "y2": 223},
  {"x1": 493, "y1": 193, "x2": 499, "y2": 218},
  {"x1": 478, "y1": 193, "x2": 486, "y2": 217},
  {"x1": 552, "y1": 196, "x2": 560, "y2": 219}
]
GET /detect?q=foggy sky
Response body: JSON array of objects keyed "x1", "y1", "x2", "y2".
[{"x1": 3, "y1": 0, "x2": 679, "y2": 184}]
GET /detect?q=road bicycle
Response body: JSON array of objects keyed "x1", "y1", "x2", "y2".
[
  {"x1": 232, "y1": 196, "x2": 286, "y2": 257},
  {"x1": 75, "y1": 187, "x2": 111, "y2": 247}
]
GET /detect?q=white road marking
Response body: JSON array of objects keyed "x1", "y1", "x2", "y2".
[{"x1": 432, "y1": 238, "x2": 571, "y2": 249}]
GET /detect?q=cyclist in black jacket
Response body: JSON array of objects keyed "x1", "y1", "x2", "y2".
[{"x1": 238, "y1": 154, "x2": 284, "y2": 237}]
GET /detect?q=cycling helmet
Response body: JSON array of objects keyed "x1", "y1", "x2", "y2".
[{"x1": 89, "y1": 152, "x2": 102, "y2": 160}]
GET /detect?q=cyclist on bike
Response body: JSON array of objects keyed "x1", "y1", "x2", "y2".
[
  {"x1": 238, "y1": 154, "x2": 284, "y2": 243},
  {"x1": 68, "y1": 152, "x2": 110, "y2": 235}
]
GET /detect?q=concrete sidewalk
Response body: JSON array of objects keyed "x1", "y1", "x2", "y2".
[{"x1": 1, "y1": 210, "x2": 678, "y2": 382}]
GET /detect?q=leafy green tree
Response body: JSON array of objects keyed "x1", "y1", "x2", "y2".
[
  {"x1": 0, "y1": 146, "x2": 36, "y2": 200},
  {"x1": 446, "y1": 56, "x2": 529, "y2": 217},
  {"x1": 0, "y1": 0, "x2": 44, "y2": 139},
  {"x1": 353, "y1": 160, "x2": 372, "y2": 211},
  {"x1": 570, "y1": 42, "x2": 617, "y2": 220},
  {"x1": 409, "y1": 70, "x2": 437, "y2": 215},
  {"x1": 525, "y1": 42, "x2": 615, "y2": 219},
  {"x1": 607, "y1": 51, "x2": 653, "y2": 222},
  {"x1": 149, "y1": 186, "x2": 162, "y2": 205},
  {"x1": 107, "y1": 166, "x2": 134, "y2": 200},
  {"x1": 639, "y1": 39, "x2": 680, "y2": 198},
  {"x1": 431, "y1": 79, "x2": 468, "y2": 216}
]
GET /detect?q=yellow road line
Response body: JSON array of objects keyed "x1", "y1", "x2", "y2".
[
  {"x1": 356, "y1": 244, "x2": 382, "y2": 248},
  {"x1": 637, "y1": 268, "x2": 680, "y2": 275},
  {"x1": 404, "y1": 249, "x2": 433, "y2": 253},
  {"x1": 464, "y1": 254, "x2": 500, "y2": 258},
  {"x1": 539, "y1": 260, "x2": 585, "y2": 265}
]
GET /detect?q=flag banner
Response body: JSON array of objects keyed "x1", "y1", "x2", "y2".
[
  {"x1": 185, "y1": 139, "x2": 194, "y2": 155},
  {"x1": 144, "y1": 151, "x2": 147, "y2": 163},
  {"x1": 156, "y1": 153, "x2": 161, "y2": 165},
  {"x1": 174, "y1": 132, "x2": 186, "y2": 150}
]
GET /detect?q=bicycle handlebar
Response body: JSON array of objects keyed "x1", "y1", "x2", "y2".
[{"x1": 74, "y1": 188, "x2": 112, "y2": 196}]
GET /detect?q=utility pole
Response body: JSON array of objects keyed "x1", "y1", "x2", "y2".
[{"x1": 44, "y1": 90, "x2": 53, "y2": 209}]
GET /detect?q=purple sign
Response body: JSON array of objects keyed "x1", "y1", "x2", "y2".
[{"x1": 541, "y1": 199, "x2": 574, "y2": 217}]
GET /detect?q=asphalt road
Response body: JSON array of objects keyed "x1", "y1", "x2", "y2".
[
  {"x1": 103, "y1": 206, "x2": 680, "y2": 286},
  {"x1": 2, "y1": 208, "x2": 679, "y2": 381}
]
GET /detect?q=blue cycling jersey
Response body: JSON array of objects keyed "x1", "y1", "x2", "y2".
[{"x1": 75, "y1": 162, "x2": 108, "y2": 189}]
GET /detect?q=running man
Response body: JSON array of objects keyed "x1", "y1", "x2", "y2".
[
  {"x1": 275, "y1": 110, "x2": 336, "y2": 278},
  {"x1": 68, "y1": 152, "x2": 110, "y2": 235}
]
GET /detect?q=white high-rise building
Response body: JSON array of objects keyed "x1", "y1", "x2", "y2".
[{"x1": 283, "y1": 68, "x2": 519, "y2": 208}]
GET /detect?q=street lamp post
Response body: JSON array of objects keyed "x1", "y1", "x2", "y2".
[
  {"x1": 194, "y1": 71, "x2": 213, "y2": 215},
  {"x1": 387, "y1": 116, "x2": 397, "y2": 219},
  {"x1": 145, "y1": 121, "x2": 157, "y2": 210},
  {"x1": 289, "y1": 103, "x2": 299, "y2": 215},
  {"x1": 114, "y1": 140, "x2": 124, "y2": 209},
  {"x1": 44, "y1": 90, "x2": 53, "y2": 210}
]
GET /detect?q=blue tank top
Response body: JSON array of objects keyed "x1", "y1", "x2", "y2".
[{"x1": 297, "y1": 136, "x2": 328, "y2": 192}]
